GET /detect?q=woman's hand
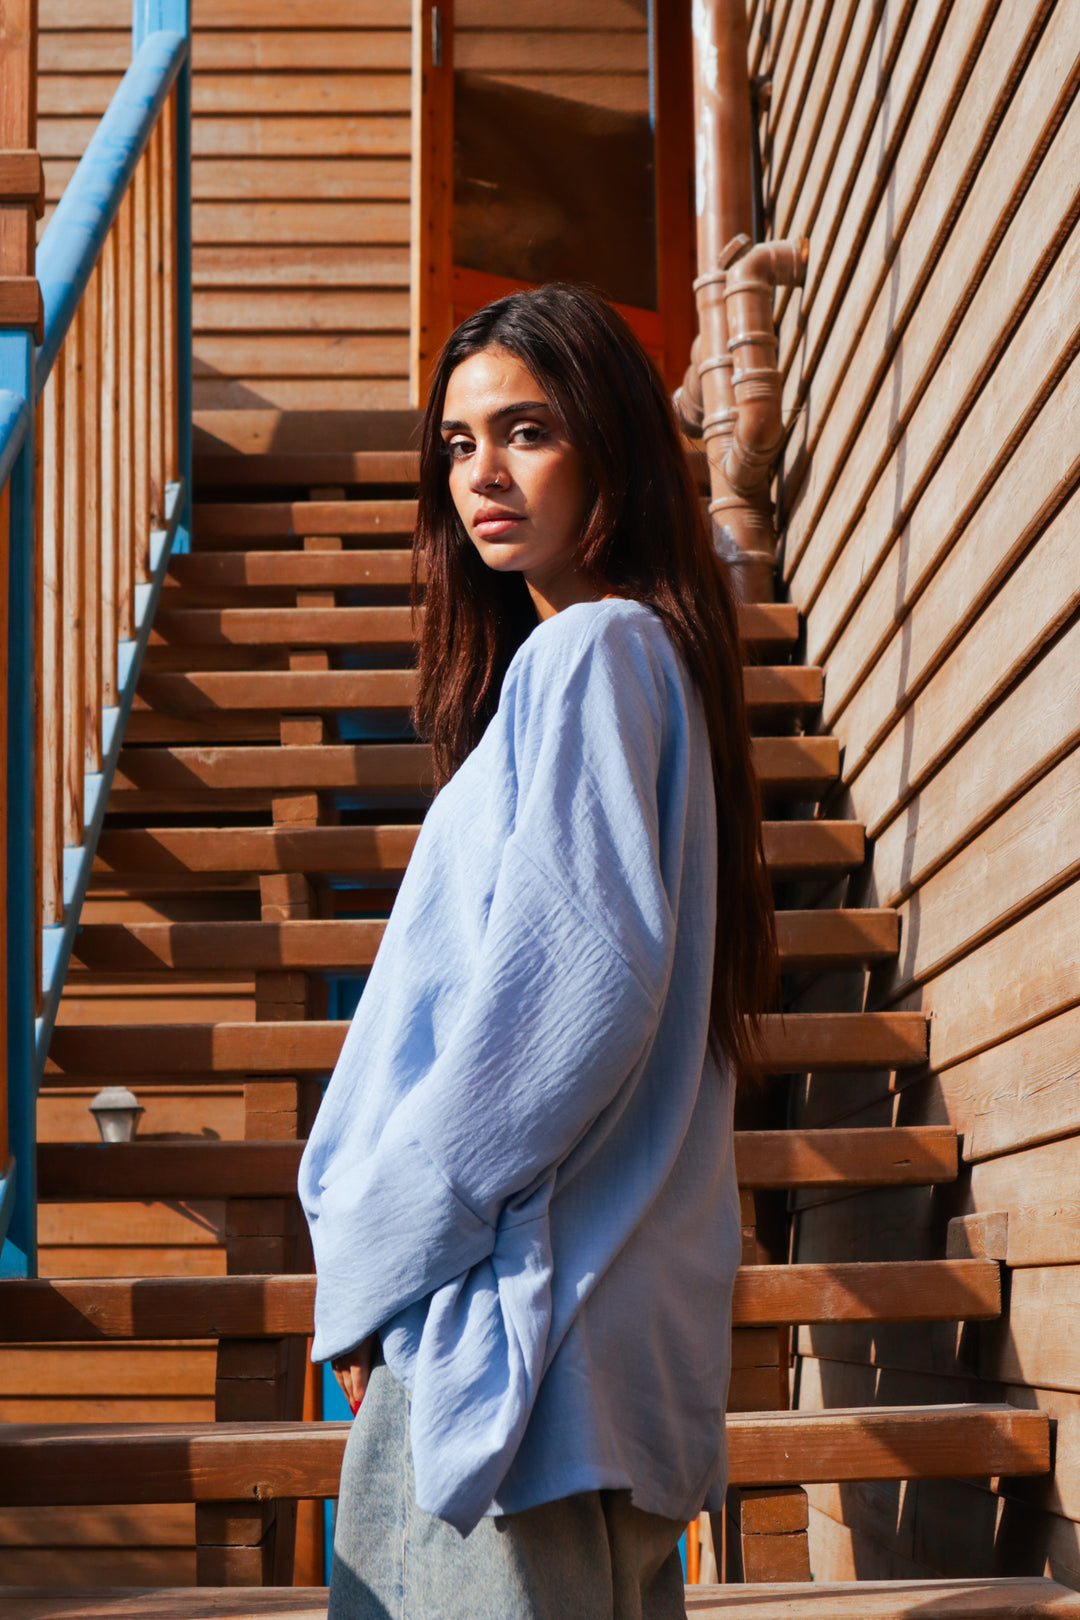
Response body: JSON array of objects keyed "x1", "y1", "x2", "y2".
[{"x1": 331, "y1": 1336, "x2": 376, "y2": 1416}]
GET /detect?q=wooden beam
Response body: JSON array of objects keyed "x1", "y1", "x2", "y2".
[
  {"x1": 43, "y1": 1009, "x2": 926, "y2": 1076},
  {"x1": 35, "y1": 1127, "x2": 955, "y2": 1199},
  {"x1": 0, "y1": 1260, "x2": 1000, "y2": 1344},
  {"x1": 0, "y1": 1404, "x2": 1049, "y2": 1506},
  {"x1": 409, "y1": 0, "x2": 454, "y2": 404},
  {"x1": 191, "y1": 499, "x2": 416, "y2": 538},
  {"x1": 193, "y1": 450, "x2": 420, "y2": 486},
  {"x1": 132, "y1": 665, "x2": 821, "y2": 718},
  {"x1": 107, "y1": 738, "x2": 832, "y2": 799},
  {"x1": 0, "y1": 1577, "x2": 1077, "y2": 1620},
  {"x1": 91, "y1": 820, "x2": 864, "y2": 881}
]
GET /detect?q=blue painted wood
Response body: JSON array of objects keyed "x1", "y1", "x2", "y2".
[
  {"x1": 35, "y1": 28, "x2": 188, "y2": 396},
  {"x1": 1, "y1": 2, "x2": 193, "y2": 1273},
  {"x1": 0, "y1": 332, "x2": 37, "y2": 1275},
  {"x1": 36, "y1": 480, "x2": 188, "y2": 1073}
]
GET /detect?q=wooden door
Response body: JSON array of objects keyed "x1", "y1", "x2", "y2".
[{"x1": 410, "y1": 0, "x2": 695, "y2": 405}]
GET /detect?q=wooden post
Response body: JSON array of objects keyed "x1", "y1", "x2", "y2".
[
  {"x1": 61, "y1": 312, "x2": 85, "y2": 849},
  {"x1": 99, "y1": 228, "x2": 118, "y2": 707},
  {"x1": 409, "y1": 0, "x2": 454, "y2": 407},
  {"x1": 39, "y1": 363, "x2": 63, "y2": 928},
  {"x1": 82, "y1": 266, "x2": 102, "y2": 775},
  {"x1": 653, "y1": 0, "x2": 696, "y2": 393},
  {"x1": 0, "y1": 0, "x2": 41, "y2": 1270},
  {"x1": 132, "y1": 147, "x2": 151, "y2": 578},
  {"x1": 116, "y1": 186, "x2": 135, "y2": 640}
]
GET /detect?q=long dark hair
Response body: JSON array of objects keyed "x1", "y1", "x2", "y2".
[{"x1": 412, "y1": 283, "x2": 776, "y2": 1080}]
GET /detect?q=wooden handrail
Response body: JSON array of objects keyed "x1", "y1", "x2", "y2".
[{"x1": 0, "y1": 0, "x2": 192, "y2": 1275}]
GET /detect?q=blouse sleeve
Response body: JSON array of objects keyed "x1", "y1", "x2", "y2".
[{"x1": 303, "y1": 610, "x2": 680, "y2": 1363}]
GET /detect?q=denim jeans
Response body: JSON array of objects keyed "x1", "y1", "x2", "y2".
[{"x1": 329, "y1": 1362, "x2": 688, "y2": 1620}]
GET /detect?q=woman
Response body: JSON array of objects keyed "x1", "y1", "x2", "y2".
[{"x1": 299, "y1": 283, "x2": 776, "y2": 1619}]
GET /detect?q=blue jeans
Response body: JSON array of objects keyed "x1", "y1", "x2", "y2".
[{"x1": 330, "y1": 1362, "x2": 688, "y2": 1620}]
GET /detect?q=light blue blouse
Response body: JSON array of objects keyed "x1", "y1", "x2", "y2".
[{"x1": 299, "y1": 598, "x2": 740, "y2": 1536}]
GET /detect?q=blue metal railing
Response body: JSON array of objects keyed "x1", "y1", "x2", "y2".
[{"x1": 0, "y1": 0, "x2": 193, "y2": 1275}]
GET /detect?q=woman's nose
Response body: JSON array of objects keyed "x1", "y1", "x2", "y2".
[{"x1": 469, "y1": 446, "x2": 507, "y2": 492}]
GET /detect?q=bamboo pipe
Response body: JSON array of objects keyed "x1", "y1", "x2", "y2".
[{"x1": 678, "y1": 0, "x2": 807, "y2": 603}]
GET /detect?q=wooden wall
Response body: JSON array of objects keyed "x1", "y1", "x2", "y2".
[
  {"x1": 756, "y1": 0, "x2": 1080, "y2": 1584},
  {"x1": 455, "y1": 0, "x2": 649, "y2": 115},
  {"x1": 39, "y1": 0, "x2": 413, "y2": 423}
]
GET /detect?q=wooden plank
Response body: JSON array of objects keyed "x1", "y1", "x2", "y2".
[
  {"x1": 0, "y1": 1404, "x2": 1048, "y2": 1507},
  {"x1": 409, "y1": 0, "x2": 453, "y2": 405},
  {"x1": 193, "y1": 451, "x2": 418, "y2": 487},
  {"x1": 189, "y1": 31, "x2": 412, "y2": 71},
  {"x1": 954, "y1": 1003, "x2": 1080, "y2": 1167},
  {"x1": 190, "y1": 157, "x2": 410, "y2": 202},
  {"x1": 43, "y1": 1012, "x2": 926, "y2": 1077},
  {"x1": 89, "y1": 821, "x2": 866, "y2": 881},
  {"x1": 169, "y1": 551, "x2": 415, "y2": 586},
  {"x1": 151, "y1": 605, "x2": 417, "y2": 641},
  {"x1": 189, "y1": 116, "x2": 411, "y2": 160},
  {"x1": 194, "y1": 335, "x2": 408, "y2": 380},
  {"x1": 191, "y1": 245, "x2": 411, "y2": 290},
  {"x1": 732, "y1": 1260, "x2": 999, "y2": 1326},
  {"x1": 776, "y1": 910, "x2": 897, "y2": 968},
  {"x1": 0, "y1": 1259, "x2": 998, "y2": 1345},
  {"x1": 110, "y1": 743, "x2": 430, "y2": 796},
  {"x1": 3, "y1": 1578, "x2": 1080, "y2": 1620},
  {"x1": 38, "y1": 74, "x2": 412, "y2": 118},
  {"x1": 194, "y1": 290, "x2": 409, "y2": 333},
  {"x1": 35, "y1": 1127, "x2": 956, "y2": 1199},
  {"x1": 192, "y1": 204, "x2": 409, "y2": 249},
  {"x1": 794, "y1": 73, "x2": 1080, "y2": 657},
  {"x1": 878, "y1": 720, "x2": 1080, "y2": 1001},
  {"x1": 106, "y1": 739, "x2": 827, "y2": 798},
  {"x1": 827, "y1": 346, "x2": 1080, "y2": 781},
  {"x1": 192, "y1": 379, "x2": 411, "y2": 414},
  {"x1": 780, "y1": 0, "x2": 1029, "y2": 523},
  {"x1": 61, "y1": 308, "x2": 86, "y2": 845},
  {"x1": 903, "y1": 880, "x2": 1080, "y2": 1075},
  {"x1": 134, "y1": 670, "x2": 417, "y2": 713},
  {"x1": 81, "y1": 265, "x2": 102, "y2": 771},
  {"x1": 839, "y1": 471, "x2": 1080, "y2": 838},
  {"x1": 129, "y1": 667, "x2": 818, "y2": 720},
  {"x1": 866, "y1": 616, "x2": 1080, "y2": 906},
  {"x1": 192, "y1": 500, "x2": 416, "y2": 537}
]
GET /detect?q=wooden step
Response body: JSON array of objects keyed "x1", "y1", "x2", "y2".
[
  {"x1": 3, "y1": 1579, "x2": 1079, "y2": 1620},
  {"x1": 45, "y1": 1011, "x2": 926, "y2": 1076},
  {"x1": 777, "y1": 908, "x2": 898, "y2": 966},
  {"x1": 0, "y1": 1260, "x2": 1000, "y2": 1344},
  {"x1": 35, "y1": 1128, "x2": 955, "y2": 1199},
  {"x1": 130, "y1": 665, "x2": 820, "y2": 718},
  {"x1": 108, "y1": 737, "x2": 836, "y2": 808},
  {"x1": 192, "y1": 499, "x2": 418, "y2": 540},
  {"x1": 72, "y1": 905, "x2": 895, "y2": 975},
  {"x1": 0, "y1": 1404, "x2": 1049, "y2": 1507},
  {"x1": 168, "y1": 550, "x2": 416, "y2": 589},
  {"x1": 66, "y1": 914, "x2": 901, "y2": 977},
  {"x1": 91, "y1": 820, "x2": 866, "y2": 881},
  {"x1": 151, "y1": 606, "x2": 416, "y2": 647},
  {"x1": 149, "y1": 601, "x2": 799, "y2": 652},
  {"x1": 686, "y1": 1580, "x2": 1080, "y2": 1618},
  {"x1": 195, "y1": 448, "x2": 421, "y2": 487}
]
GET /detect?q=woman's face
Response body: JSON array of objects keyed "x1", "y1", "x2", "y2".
[{"x1": 440, "y1": 344, "x2": 598, "y2": 619}]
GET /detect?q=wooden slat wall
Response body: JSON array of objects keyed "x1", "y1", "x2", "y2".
[
  {"x1": 764, "y1": 0, "x2": 1080, "y2": 1584},
  {"x1": 455, "y1": 0, "x2": 649, "y2": 116},
  {"x1": 39, "y1": 0, "x2": 412, "y2": 417}
]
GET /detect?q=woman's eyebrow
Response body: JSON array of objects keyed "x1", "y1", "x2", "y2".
[{"x1": 440, "y1": 400, "x2": 552, "y2": 433}]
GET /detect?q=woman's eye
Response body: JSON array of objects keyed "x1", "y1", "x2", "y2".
[{"x1": 445, "y1": 437, "x2": 473, "y2": 461}]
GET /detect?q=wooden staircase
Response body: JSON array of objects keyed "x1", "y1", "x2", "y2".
[{"x1": 0, "y1": 426, "x2": 1074, "y2": 1614}]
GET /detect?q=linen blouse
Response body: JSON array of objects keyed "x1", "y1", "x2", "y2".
[{"x1": 299, "y1": 598, "x2": 741, "y2": 1536}]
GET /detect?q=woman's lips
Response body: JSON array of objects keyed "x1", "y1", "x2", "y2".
[{"x1": 473, "y1": 511, "x2": 523, "y2": 538}]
